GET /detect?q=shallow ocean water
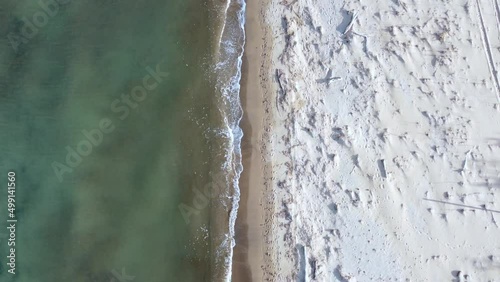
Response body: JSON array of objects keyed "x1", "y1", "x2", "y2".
[{"x1": 0, "y1": 0, "x2": 245, "y2": 281}]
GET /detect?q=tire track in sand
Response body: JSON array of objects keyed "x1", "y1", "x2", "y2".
[
  {"x1": 494, "y1": 0, "x2": 500, "y2": 35},
  {"x1": 476, "y1": 0, "x2": 500, "y2": 103}
]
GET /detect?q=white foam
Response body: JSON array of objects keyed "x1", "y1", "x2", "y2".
[{"x1": 211, "y1": 0, "x2": 246, "y2": 280}]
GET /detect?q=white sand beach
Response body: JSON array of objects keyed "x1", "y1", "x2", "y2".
[{"x1": 235, "y1": 0, "x2": 500, "y2": 281}]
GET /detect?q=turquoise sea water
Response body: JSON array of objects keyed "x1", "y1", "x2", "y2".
[{"x1": 0, "y1": 0, "x2": 245, "y2": 281}]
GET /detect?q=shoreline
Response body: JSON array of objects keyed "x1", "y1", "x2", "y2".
[{"x1": 231, "y1": 0, "x2": 270, "y2": 280}]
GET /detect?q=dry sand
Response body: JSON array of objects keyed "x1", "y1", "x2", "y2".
[{"x1": 235, "y1": 0, "x2": 500, "y2": 281}]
